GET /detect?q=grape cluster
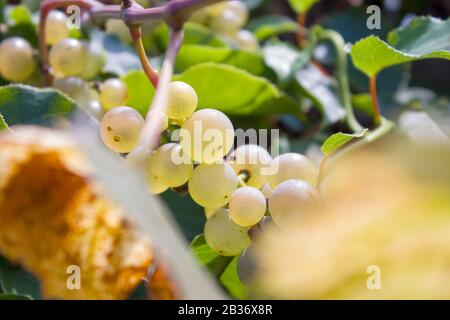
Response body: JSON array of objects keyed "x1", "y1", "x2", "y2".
[{"x1": 190, "y1": 1, "x2": 259, "y2": 51}]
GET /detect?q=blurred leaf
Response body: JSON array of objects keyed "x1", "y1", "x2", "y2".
[
  {"x1": 0, "y1": 256, "x2": 40, "y2": 299},
  {"x1": 321, "y1": 130, "x2": 367, "y2": 155},
  {"x1": 294, "y1": 64, "x2": 345, "y2": 123},
  {"x1": 0, "y1": 85, "x2": 75, "y2": 125},
  {"x1": 176, "y1": 44, "x2": 266, "y2": 75},
  {"x1": 241, "y1": 0, "x2": 264, "y2": 10},
  {"x1": 263, "y1": 40, "x2": 310, "y2": 84},
  {"x1": 191, "y1": 235, "x2": 233, "y2": 277},
  {"x1": 122, "y1": 70, "x2": 155, "y2": 116},
  {"x1": 351, "y1": 17, "x2": 450, "y2": 77},
  {"x1": 0, "y1": 294, "x2": 32, "y2": 300},
  {"x1": 288, "y1": 0, "x2": 319, "y2": 14},
  {"x1": 6, "y1": 4, "x2": 32, "y2": 25},
  {"x1": 248, "y1": 15, "x2": 297, "y2": 41},
  {"x1": 0, "y1": 0, "x2": 5, "y2": 24},
  {"x1": 174, "y1": 63, "x2": 301, "y2": 116},
  {"x1": 351, "y1": 93, "x2": 375, "y2": 116},
  {"x1": 0, "y1": 112, "x2": 9, "y2": 130},
  {"x1": 219, "y1": 257, "x2": 248, "y2": 300},
  {"x1": 90, "y1": 31, "x2": 141, "y2": 76}
]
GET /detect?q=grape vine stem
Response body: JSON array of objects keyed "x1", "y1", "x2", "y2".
[{"x1": 370, "y1": 76, "x2": 382, "y2": 125}]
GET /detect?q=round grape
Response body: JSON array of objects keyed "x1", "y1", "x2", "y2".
[
  {"x1": 49, "y1": 38, "x2": 87, "y2": 77},
  {"x1": 148, "y1": 143, "x2": 193, "y2": 188},
  {"x1": 45, "y1": 10, "x2": 70, "y2": 45},
  {"x1": 268, "y1": 153, "x2": 318, "y2": 189},
  {"x1": 204, "y1": 208, "x2": 251, "y2": 256},
  {"x1": 79, "y1": 42, "x2": 105, "y2": 80},
  {"x1": 100, "y1": 106, "x2": 144, "y2": 153},
  {"x1": 0, "y1": 37, "x2": 36, "y2": 82},
  {"x1": 105, "y1": 19, "x2": 132, "y2": 43},
  {"x1": 228, "y1": 144, "x2": 272, "y2": 189},
  {"x1": 167, "y1": 81, "x2": 198, "y2": 120},
  {"x1": 229, "y1": 186, "x2": 267, "y2": 227},
  {"x1": 180, "y1": 109, "x2": 234, "y2": 164},
  {"x1": 233, "y1": 30, "x2": 259, "y2": 51},
  {"x1": 147, "y1": 109, "x2": 169, "y2": 133},
  {"x1": 100, "y1": 78, "x2": 128, "y2": 111},
  {"x1": 188, "y1": 162, "x2": 238, "y2": 208},
  {"x1": 52, "y1": 76, "x2": 89, "y2": 105},
  {"x1": 210, "y1": 9, "x2": 245, "y2": 34},
  {"x1": 268, "y1": 179, "x2": 320, "y2": 229},
  {"x1": 204, "y1": 207, "x2": 222, "y2": 219},
  {"x1": 260, "y1": 183, "x2": 272, "y2": 198}
]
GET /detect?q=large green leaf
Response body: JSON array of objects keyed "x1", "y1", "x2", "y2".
[
  {"x1": 174, "y1": 63, "x2": 300, "y2": 116},
  {"x1": 248, "y1": 15, "x2": 298, "y2": 41},
  {"x1": 176, "y1": 45, "x2": 266, "y2": 75},
  {"x1": 288, "y1": 0, "x2": 319, "y2": 14},
  {"x1": 0, "y1": 85, "x2": 75, "y2": 125},
  {"x1": 122, "y1": 70, "x2": 155, "y2": 116},
  {"x1": 0, "y1": 256, "x2": 40, "y2": 300},
  {"x1": 351, "y1": 17, "x2": 450, "y2": 77}
]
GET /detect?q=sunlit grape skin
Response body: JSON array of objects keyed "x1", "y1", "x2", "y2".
[
  {"x1": 80, "y1": 42, "x2": 105, "y2": 80},
  {"x1": 204, "y1": 208, "x2": 251, "y2": 256},
  {"x1": 167, "y1": 81, "x2": 198, "y2": 120},
  {"x1": 228, "y1": 144, "x2": 272, "y2": 189},
  {"x1": 149, "y1": 143, "x2": 193, "y2": 188},
  {"x1": 0, "y1": 37, "x2": 36, "y2": 82},
  {"x1": 188, "y1": 162, "x2": 238, "y2": 208},
  {"x1": 233, "y1": 30, "x2": 259, "y2": 51},
  {"x1": 210, "y1": 8, "x2": 244, "y2": 34},
  {"x1": 268, "y1": 179, "x2": 320, "y2": 229},
  {"x1": 100, "y1": 106, "x2": 144, "y2": 153},
  {"x1": 100, "y1": 79, "x2": 128, "y2": 111},
  {"x1": 49, "y1": 38, "x2": 87, "y2": 77},
  {"x1": 268, "y1": 153, "x2": 319, "y2": 189},
  {"x1": 180, "y1": 109, "x2": 234, "y2": 164},
  {"x1": 229, "y1": 187, "x2": 267, "y2": 227},
  {"x1": 45, "y1": 10, "x2": 70, "y2": 45}
]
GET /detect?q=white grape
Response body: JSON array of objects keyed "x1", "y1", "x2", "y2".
[
  {"x1": 100, "y1": 78, "x2": 128, "y2": 111},
  {"x1": 233, "y1": 30, "x2": 259, "y2": 51},
  {"x1": 147, "y1": 109, "x2": 169, "y2": 133},
  {"x1": 268, "y1": 179, "x2": 320, "y2": 229},
  {"x1": 188, "y1": 162, "x2": 238, "y2": 208},
  {"x1": 204, "y1": 208, "x2": 251, "y2": 256},
  {"x1": 210, "y1": 8, "x2": 246, "y2": 34},
  {"x1": 167, "y1": 81, "x2": 198, "y2": 120},
  {"x1": 52, "y1": 76, "x2": 89, "y2": 104},
  {"x1": 83, "y1": 89, "x2": 104, "y2": 120},
  {"x1": 228, "y1": 1, "x2": 249, "y2": 22},
  {"x1": 79, "y1": 42, "x2": 105, "y2": 80},
  {"x1": 105, "y1": 19, "x2": 132, "y2": 44},
  {"x1": 228, "y1": 144, "x2": 272, "y2": 189},
  {"x1": 100, "y1": 106, "x2": 144, "y2": 153},
  {"x1": 180, "y1": 109, "x2": 234, "y2": 164},
  {"x1": 0, "y1": 37, "x2": 36, "y2": 82},
  {"x1": 260, "y1": 183, "x2": 272, "y2": 198},
  {"x1": 45, "y1": 10, "x2": 70, "y2": 45},
  {"x1": 49, "y1": 38, "x2": 87, "y2": 77},
  {"x1": 229, "y1": 186, "x2": 267, "y2": 227},
  {"x1": 148, "y1": 143, "x2": 193, "y2": 188},
  {"x1": 204, "y1": 207, "x2": 222, "y2": 219},
  {"x1": 268, "y1": 153, "x2": 318, "y2": 188}
]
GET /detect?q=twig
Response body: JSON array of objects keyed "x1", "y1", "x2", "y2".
[{"x1": 369, "y1": 76, "x2": 382, "y2": 125}]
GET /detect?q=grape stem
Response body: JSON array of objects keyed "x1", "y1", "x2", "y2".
[
  {"x1": 296, "y1": 13, "x2": 306, "y2": 48},
  {"x1": 369, "y1": 76, "x2": 382, "y2": 125},
  {"x1": 316, "y1": 29, "x2": 364, "y2": 133}
]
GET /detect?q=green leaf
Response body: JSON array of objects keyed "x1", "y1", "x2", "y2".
[
  {"x1": 0, "y1": 256, "x2": 40, "y2": 299},
  {"x1": 0, "y1": 85, "x2": 75, "y2": 126},
  {"x1": 241, "y1": 0, "x2": 264, "y2": 10},
  {"x1": 219, "y1": 257, "x2": 248, "y2": 300},
  {"x1": 248, "y1": 15, "x2": 298, "y2": 41},
  {"x1": 288, "y1": 0, "x2": 319, "y2": 14},
  {"x1": 351, "y1": 17, "x2": 450, "y2": 78},
  {"x1": 321, "y1": 129, "x2": 367, "y2": 155},
  {"x1": 0, "y1": 294, "x2": 32, "y2": 300},
  {"x1": 293, "y1": 64, "x2": 345, "y2": 123},
  {"x1": 174, "y1": 63, "x2": 300, "y2": 116},
  {"x1": 263, "y1": 40, "x2": 310, "y2": 83},
  {"x1": 6, "y1": 5, "x2": 33, "y2": 25},
  {"x1": 191, "y1": 235, "x2": 233, "y2": 277},
  {"x1": 122, "y1": 70, "x2": 155, "y2": 116},
  {"x1": 0, "y1": 112, "x2": 9, "y2": 130},
  {"x1": 176, "y1": 45, "x2": 266, "y2": 75}
]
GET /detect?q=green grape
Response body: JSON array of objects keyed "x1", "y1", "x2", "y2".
[
  {"x1": 268, "y1": 153, "x2": 318, "y2": 189},
  {"x1": 105, "y1": 19, "x2": 132, "y2": 44},
  {"x1": 233, "y1": 30, "x2": 259, "y2": 51},
  {"x1": 45, "y1": 10, "x2": 70, "y2": 45},
  {"x1": 204, "y1": 208, "x2": 251, "y2": 256},
  {"x1": 100, "y1": 78, "x2": 128, "y2": 111},
  {"x1": 210, "y1": 8, "x2": 245, "y2": 34},
  {"x1": 100, "y1": 106, "x2": 144, "y2": 153},
  {"x1": 79, "y1": 42, "x2": 105, "y2": 80},
  {"x1": 148, "y1": 143, "x2": 193, "y2": 188},
  {"x1": 268, "y1": 179, "x2": 320, "y2": 229},
  {"x1": 167, "y1": 81, "x2": 198, "y2": 120},
  {"x1": 229, "y1": 186, "x2": 267, "y2": 227},
  {"x1": 0, "y1": 37, "x2": 36, "y2": 82},
  {"x1": 180, "y1": 109, "x2": 234, "y2": 164},
  {"x1": 228, "y1": 144, "x2": 272, "y2": 189},
  {"x1": 188, "y1": 162, "x2": 238, "y2": 208},
  {"x1": 204, "y1": 207, "x2": 222, "y2": 219},
  {"x1": 190, "y1": 7, "x2": 210, "y2": 24},
  {"x1": 52, "y1": 76, "x2": 89, "y2": 104},
  {"x1": 260, "y1": 183, "x2": 272, "y2": 198},
  {"x1": 49, "y1": 38, "x2": 87, "y2": 77}
]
